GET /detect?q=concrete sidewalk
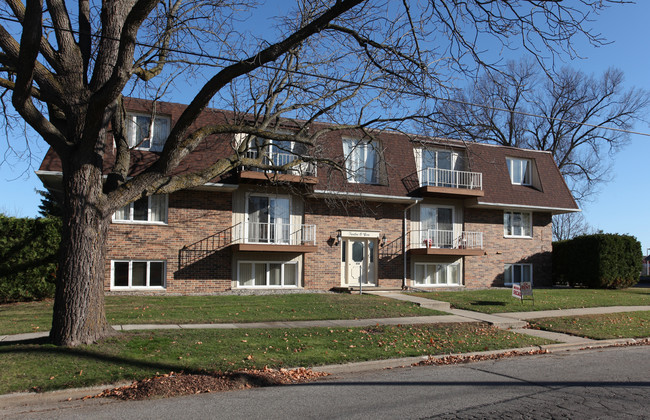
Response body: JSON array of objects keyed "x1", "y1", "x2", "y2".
[
  {"x1": 2, "y1": 297, "x2": 648, "y2": 345},
  {"x1": 1, "y1": 294, "x2": 649, "y2": 416},
  {"x1": 0, "y1": 314, "x2": 472, "y2": 344},
  {"x1": 498, "y1": 305, "x2": 650, "y2": 320},
  {"x1": 364, "y1": 291, "x2": 650, "y2": 335}
]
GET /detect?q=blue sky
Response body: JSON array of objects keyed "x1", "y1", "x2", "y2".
[{"x1": 1, "y1": 1, "x2": 649, "y2": 253}]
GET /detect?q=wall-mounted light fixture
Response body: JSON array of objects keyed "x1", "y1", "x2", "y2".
[
  {"x1": 381, "y1": 234, "x2": 387, "y2": 247},
  {"x1": 335, "y1": 230, "x2": 342, "y2": 246}
]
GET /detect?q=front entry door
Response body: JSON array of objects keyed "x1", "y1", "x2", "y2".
[{"x1": 342, "y1": 239, "x2": 376, "y2": 286}]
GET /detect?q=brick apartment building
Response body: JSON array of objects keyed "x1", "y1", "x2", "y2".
[{"x1": 38, "y1": 99, "x2": 579, "y2": 294}]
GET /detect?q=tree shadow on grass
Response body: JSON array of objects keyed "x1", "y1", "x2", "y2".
[
  {"x1": 0, "y1": 336, "x2": 208, "y2": 377},
  {"x1": 470, "y1": 301, "x2": 506, "y2": 307}
]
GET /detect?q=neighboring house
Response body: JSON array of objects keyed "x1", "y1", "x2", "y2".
[{"x1": 37, "y1": 98, "x2": 579, "y2": 294}]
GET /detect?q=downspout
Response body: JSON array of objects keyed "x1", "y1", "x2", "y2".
[{"x1": 403, "y1": 198, "x2": 422, "y2": 290}]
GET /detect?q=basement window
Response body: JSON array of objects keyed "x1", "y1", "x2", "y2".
[{"x1": 112, "y1": 260, "x2": 166, "y2": 289}]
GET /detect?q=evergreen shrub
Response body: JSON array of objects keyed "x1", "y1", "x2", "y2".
[
  {"x1": 0, "y1": 215, "x2": 60, "y2": 302},
  {"x1": 553, "y1": 233, "x2": 642, "y2": 289}
]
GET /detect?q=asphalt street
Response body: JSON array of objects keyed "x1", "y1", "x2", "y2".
[{"x1": 5, "y1": 345, "x2": 649, "y2": 419}]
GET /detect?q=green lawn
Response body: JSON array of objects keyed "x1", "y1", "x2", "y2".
[
  {"x1": 529, "y1": 311, "x2": 650, "y2": 340},
  {"x1": 411, "y1": 288, "x2": 650, "y2": 314},
  {"x1": 0, "y1": 323, "x2": 553, "y2": 394},
  {"x1": 0, "y1": 294, "x2": 445, "y2": 335}
]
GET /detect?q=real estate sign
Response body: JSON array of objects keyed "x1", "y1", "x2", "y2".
[{"x1": 512, "y1": 281, "x2": 533, "y2": 303}]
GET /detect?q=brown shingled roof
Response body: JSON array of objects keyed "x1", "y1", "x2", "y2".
[
  {"x1": 466, "y1": 143, "x2": 578, "y2": 211},
  {"x1": 38, "y1": 99, "x2": 578, "y2": 212}
]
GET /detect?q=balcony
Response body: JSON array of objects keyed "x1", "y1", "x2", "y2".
[
  {"x1": 180, "y1": 222, "x2": 317, "y2": 268},
  {"x1": 409, "y1": 229, "x2": 484, "y2": 256},
  {"x1": 404, "y1": 168, "x2": 484, "y2": 198},
  {"x1": 230, "y1": 222, "x2": 318, "y2": 253},
  {"x1": 239, "y1": 150, "x2": 318, "y2": 184}
]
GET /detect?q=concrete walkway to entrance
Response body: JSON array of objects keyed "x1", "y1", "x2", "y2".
[{"x1": 363, "y1": 291, "x2": 650, "y2": 344}]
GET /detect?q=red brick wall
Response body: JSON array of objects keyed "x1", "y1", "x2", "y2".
[
  {"x1": 464, "y1": 209, "x2": 553, "y2": 288},
  {"x1": 303, "y1": 199, "x2": 406, "y2": 289},
  {"x1": 105, "y1": 190, "x2": 234, "y2": 293},
  {"x1": 106, "y1": 190, "x2": 554, "y2": 293}
]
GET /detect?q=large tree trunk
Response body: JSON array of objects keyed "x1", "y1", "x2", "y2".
[{"x1": 50, "y1": 161, "x2": 115, "y2": 346}]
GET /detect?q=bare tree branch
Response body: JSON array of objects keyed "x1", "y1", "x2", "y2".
[{"x1": 432, "y1": 58, "x2": 650, "y2": 204}]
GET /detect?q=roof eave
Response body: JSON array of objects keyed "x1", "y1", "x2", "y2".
[{"x1": 471, "y1": 200, "x2": 581, "y2": 215}]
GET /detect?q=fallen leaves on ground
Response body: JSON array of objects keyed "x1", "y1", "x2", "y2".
[
  {"x1": 86, "y1": 367, "x2": 329, "y2": 401},
  {"x1": 413, "y1": 349, "x2": 549, "y2": 366}
]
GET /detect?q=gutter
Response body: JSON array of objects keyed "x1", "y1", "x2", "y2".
[
  {"x1": 402, "y1": 198, "x2": 422, "y2": 290},
  {"x1": 473, "y1": 201, "x2": 581, "y2": 214},
  {"x1": 35, "y1": 170, "x2": 239, "y2": 192},
  {"x1": 312, "y1": 189, "x2": 421, "y2": 204}
]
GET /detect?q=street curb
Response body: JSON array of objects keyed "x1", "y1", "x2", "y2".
[
  {"x1": 311, "y1": 346, "x2": 544, "y2": 375},
  {"x1": 311, "y1": 337, "x2": 650, "y2": 375},
  {"x1": 540, "y1": 337, "x2": 650, "y2": 353},
  {"x1": 1, "y1": 337, "x2": 648, "y2": 415}
]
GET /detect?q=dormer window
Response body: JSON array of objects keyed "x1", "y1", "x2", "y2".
[
  {"x1": 507, "y1": 157, "x2": 532, "y2": 185},
  {"x1": 342, "y1": 138, "x2": 379, "y2": 184},
  {"x1": 126, "y1": 113, "x2": 170, "y2": 152}
]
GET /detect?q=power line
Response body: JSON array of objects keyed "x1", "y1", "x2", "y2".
[{"x1": 0, "y1": 14, "x2": 649, "y2": 138}]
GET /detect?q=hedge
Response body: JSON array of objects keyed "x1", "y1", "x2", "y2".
[
  {"x1": 0, "y1": 215, "x2": 61, "y2": 302},
  {"x1": 553, "y1": 233, "x2": 642, "y2": 289}
]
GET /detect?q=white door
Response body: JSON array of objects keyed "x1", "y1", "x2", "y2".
[
  {"x1": 420, "y1": 205, "x2": 454, "y2": 248},
  {"x1": 247, "y1": 195, "x2": 290, "y2": 243},
  {"x1": 342, "y1": 239, "x2": 376, "y2": 286}
]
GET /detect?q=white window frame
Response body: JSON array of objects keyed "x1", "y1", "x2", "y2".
[
  {"x1": 506, "y1": 157, "x2": 532, "y2": 186},
  {"x1": 237, "y1": 261, "x2": 299, "y2": 288},
  {"x1": 421, "y1": 148, "x2": 463, "y2": 171},
  {"x1": 342, "y1": 138, "x2": 379, "y2": 184},
  {"x1": 504, "y1": 263, "x2": 533, "y2": 286},
  {"x1": 504, "y1": 210, "x2": 532, "y2": 238},
  {"x1": 111, "y1": 260, "x2": 166, "y2": 290},
  {"x1": 413, "y1": 262, "x2": 461, "y2": 286},
  {"x1": 126, "y1": 112, "x2": 171, "y2": 152},
  {"x1": 113, "y1": 195, "x2": 168, "y2": 225}
]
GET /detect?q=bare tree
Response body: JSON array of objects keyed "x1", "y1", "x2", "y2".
[
  {"x1": 0, "y1": 0, "x2": 624, "y2": 346},
  {"x1": 432, "y1": 59, "x2": 650, "y2": 204},
  {"x1": 552, "y1": 212, "x2": 593, "y2": 241}
]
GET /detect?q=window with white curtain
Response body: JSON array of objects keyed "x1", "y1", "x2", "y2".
[
  {"x1": 246, "y1": 195, "x2": 290, "y2": 243},
  {"x1": 114, "y1": 195, "x2": 168, "y2": 224},
  {"x1": 504, "y1": 211, "x2": 532, "y2": 237},
  {"x1": 420, "y1": 148, "x2": 464, "y2": 186},
  {"x1": 414, "y1": 262, "x2": 460, "y2": 286},
  {"x1": 238, "y1": 261, "x2": 298, "y2": 287},
  {"x1": 126, "y1": 113, "x2": 170, "y2": 152},
  {"x1": 342, "y1": 138, "x2": 379, "y2": 184},
  {"x1": 506, "y1": 157, "x2": 532, "y2": 185},
  {"x1": 420, "y1": 205, "x2": 454, "y2": 247}
]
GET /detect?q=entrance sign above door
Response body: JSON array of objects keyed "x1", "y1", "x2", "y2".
[{"x1": 340, "y1": 230, "x2": 381, "y2": 239}]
